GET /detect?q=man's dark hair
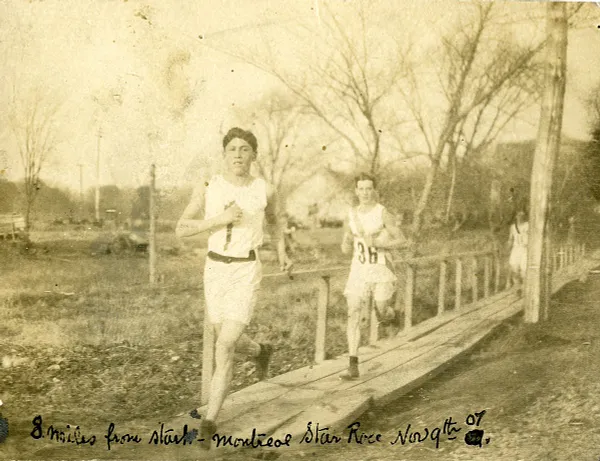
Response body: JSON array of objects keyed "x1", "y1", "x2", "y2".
[
  {"x1": 222, "y1": 127, "x2": 258, "y2": 152},
  {"x1": 354, "y1": 172, "x2": 376, "y2": 188}
]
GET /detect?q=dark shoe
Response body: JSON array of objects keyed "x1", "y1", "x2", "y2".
[
  {"x1": 198, "y1": 419, "x2": 216, "y2": 450},
  {"x1": 255, "y1": 343, "x2": 273, "y2": 381},
  {"x1": 339, "y1": 364, "x2": 359, "y2": 381}
]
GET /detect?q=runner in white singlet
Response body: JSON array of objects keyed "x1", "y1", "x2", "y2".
[
  {"x1": 507, "y1": 210, "x2": 529, "y2": 290},
  {"x1": 176, "y1": 128, "x2": 293, "y2": 449},
  {"x1": 339, "y1": 173, "x2": 409, "y2": 380}
]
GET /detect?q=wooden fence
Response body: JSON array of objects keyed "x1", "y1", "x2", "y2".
[
  {"x1": 0, "y1": 214, "x2": 25, "y2": 239},
  {"x1": 201, "y1": 241, "x2": 586, "y2": 404}
]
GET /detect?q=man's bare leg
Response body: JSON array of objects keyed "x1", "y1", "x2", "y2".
[
  {"x1": 340, "y1": 296, "x2": 362, "y2": 380},
  {"x1": 375, "y1": 298, "x2": 399, "y2": 336},
  {"x1": 191, "y1": 326, "x2": 270, "y2": 413},
  {"x1": 205, "y1": 321, "x2": 246, "y2": 422}
]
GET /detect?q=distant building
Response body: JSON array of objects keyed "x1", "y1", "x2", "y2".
[{"x1": 285, "y1": 167, "x2": 355, "y2": 225}]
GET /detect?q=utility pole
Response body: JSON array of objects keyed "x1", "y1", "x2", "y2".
[
  {"x1": 524, "y1": 2, "x2": 568, "y2": 323},
  {"x1": 149, "y1": 164, "x2": 157, "y2": 284},
  {"x1": 95, "y1": 127, "x2": 102, "y2": 223},
  {"x1": 78, "y1": 163, "x2": 84, "y2": 220}
]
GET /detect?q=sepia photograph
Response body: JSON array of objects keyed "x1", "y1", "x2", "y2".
[{"x1": 1, "y1": 0, "x2": 600, "y2": 459}]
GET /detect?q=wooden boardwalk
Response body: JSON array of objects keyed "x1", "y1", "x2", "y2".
[
  {"x1": 156, "y1": 250, "x2": 598, "y2": 456},
  {"x1": 20, "y1": 248, "x2": 597, "y2": 460}
]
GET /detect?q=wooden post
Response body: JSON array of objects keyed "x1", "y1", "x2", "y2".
[
  {"x1": 542, "y1": 235, "x2": 552, "y2": 321},
  {"x1": 523, "y1": 2, "x2": 568, "y2": 324},
  {"x1": 560, "y1": 245, "x2": 565, "y2": 270},
  {"x1": 471, "y1": 256, "x2": 478, "y2": 304},
  {"x1": 569, "y1": 244, "x2": 574, "y2": 265},
  {"x1": 484, "y1": 255, "x2": 490, "y2": 299},
  {"x1": 438, "y1": 260, "x2": 447, "y2": 316},
  {"x1": 404, "y1": 264, "x2": 415, "y2": 329},
  {"x1": 149, "y1": 164, "x2": 157, "y2": 284},
  {"x1": 95, "y1": 127, "x2": 101, "y2": 223},
  {"x1": 494, "y1": 253, "x2": 500, "y2": 294},
  {"x1": 455, "y1": 258, "x2": 462, "y2": 311},
  {"x1": 315, "y1": 277, "x2": 330, "y2": 363},
  {"x1": 201, "y1": 311, "x2": 215, "y2": 406}
]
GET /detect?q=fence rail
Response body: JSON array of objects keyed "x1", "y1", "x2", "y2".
[
  {"x1": 201, "y1": 241, "x2": 586, "y2": 404},
  {"x1": 0, "y1": 214, "x2": 25, "y2": 239}
]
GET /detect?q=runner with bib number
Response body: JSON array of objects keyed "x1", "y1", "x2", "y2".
[{"x1": 339, "y1": 173, "x2": 410, "y2": 381}]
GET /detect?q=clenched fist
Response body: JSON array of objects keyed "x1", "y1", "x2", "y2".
[{"x1": 222, "y1": 203, "x2": 243, "y2": 226}]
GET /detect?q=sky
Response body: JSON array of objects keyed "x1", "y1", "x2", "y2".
[{"x1": 1, "y1": 0, "x2": 599, "y2": 192}]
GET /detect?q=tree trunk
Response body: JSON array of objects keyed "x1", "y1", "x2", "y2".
[
  {"x1": 445, "y1": 149, "x2": 457, "y2": 224},
  {"x1": 524, "y1": 2, "x2": 568, "y2": 324}
]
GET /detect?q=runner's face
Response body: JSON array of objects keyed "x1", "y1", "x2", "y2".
[
  {"x1": 355, "y1": 180, "x2": 376, "y2": 205},
  {"x1": 224, "y1": 138, "x2": 255, "y2": 176}
]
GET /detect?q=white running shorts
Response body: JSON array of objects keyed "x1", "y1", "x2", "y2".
[{"x1": 203, "y1": 257, "x2": 263, "y2": 325}]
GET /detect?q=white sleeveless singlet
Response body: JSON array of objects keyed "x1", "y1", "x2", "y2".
[
  {"x1": 204, "y1": 175, "x2": 267, "y2": 258},
  {"x1": 348, "y1": 203, "x2": 395, "y2": 283}
]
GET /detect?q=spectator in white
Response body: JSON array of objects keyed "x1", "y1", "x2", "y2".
[{"x1": 507, "y1": 210, "x2": 529, "y2": 291}]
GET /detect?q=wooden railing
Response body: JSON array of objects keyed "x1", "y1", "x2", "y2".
[
  {"x1": 0, "y1": 214, "x2": 25, "y2": 239},
  {"x1": 201, "y1": 241, "x2": 586, "y2": 403}
]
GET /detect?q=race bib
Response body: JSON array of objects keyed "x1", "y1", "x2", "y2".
[{"x1": 354, "y1": 238, "x2": 383, "y2": 265}]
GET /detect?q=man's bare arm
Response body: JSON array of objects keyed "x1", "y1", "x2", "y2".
[
  {"x1": 374, "y1": 208, "x2": 411, "y2": 249},
  {"x1": 265, "y1": 184, "x2": 293, "y2": 271},
  {"x1": 341, "y1": 217, "x2": 353, "y2": 255},
  {"x1": 175, "y1": 182, "x2": 237, "y2": 239}
]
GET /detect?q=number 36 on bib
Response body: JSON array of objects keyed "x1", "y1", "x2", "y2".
[{"x1": 354, "y1": 238, "x2": 383, "y2": 264}]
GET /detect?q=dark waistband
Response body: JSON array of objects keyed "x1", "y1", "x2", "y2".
[{"x1": 207, "y1": 250, "x2": 256, "y2": 264}]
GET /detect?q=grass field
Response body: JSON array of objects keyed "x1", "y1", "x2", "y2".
[{"x1": 0, "y1": 225, "x2": 505, "y2": 450}]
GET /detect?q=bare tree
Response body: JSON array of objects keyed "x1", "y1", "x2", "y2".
[
  {"x1": 443, "y1": 40, "x2": 544, "y2": 229},
  {"x1": 235, "y1": 91, "x2": 329, "y2": 205},
  {"x1": 207, "y1": 2, "x2": 410, "y2": 176},
  {"x1": 400, "y1": 3, "x2": 545, "y2": 240},
  {"x1": 9, "y1": 91, "x2": 61, "y2": 233}
]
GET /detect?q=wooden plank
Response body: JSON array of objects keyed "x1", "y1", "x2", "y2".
[
  {"x1": 358, "y1": 300, "x2": 524, "y2": 407},
  {"x1": 484, "y1": 255, "x2": 490, "y2": 299},
  {"x1": 266, "y1": 393, "x2": 374, "y2": 446},
  {"x1": 314, "y1": 276, "x2": 329, "y2": 363},
  {"x1": 494, "y1": 253, "x2": 500, "y2": 294},
  {"x1": 438, "y1": 260, "x2": 447, "y2": 315},
  {"x1": 455, "y1": 258, "x2": 462, "y2": 311},
  {"x1": 471, "y1": 256, "x2": 478, "y2": 303},
  {"x1": 275, "y1": 295, "x2": 523, "y2": 440},
  {"x1": 281, "y1": 290, "x2": 520, "y2": 396}
]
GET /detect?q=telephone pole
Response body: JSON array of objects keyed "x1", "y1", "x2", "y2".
[
  {"x1": 524, "y1": 2, "x2": 568, "y2": 323},
  {"x1": 149, "y1": 164, "x2": 157, "y2": 284},
  {"x1": 78, "y1": 163, "x2": 84, "y2": 220},
  {"x1": 95, "y1": 127, "x2": 102, "y2": 223}
]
